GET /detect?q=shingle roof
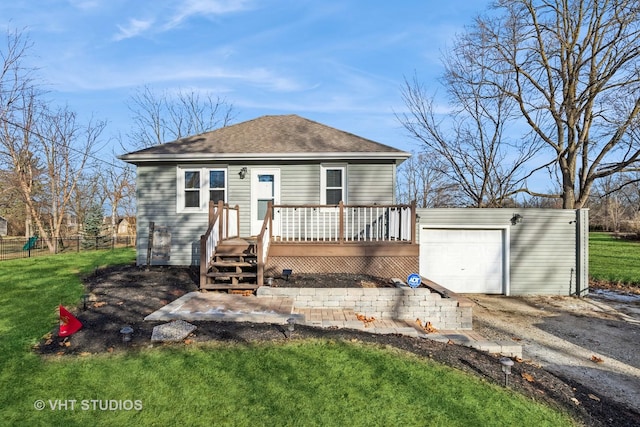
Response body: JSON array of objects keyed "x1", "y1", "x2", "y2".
[{"x1": 119, "y1": 114, "x2": 410, "y2": 163}]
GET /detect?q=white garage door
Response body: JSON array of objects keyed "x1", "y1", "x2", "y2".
[{"x1": 420, "y1": 228, "x2": 505, "y2": 294}]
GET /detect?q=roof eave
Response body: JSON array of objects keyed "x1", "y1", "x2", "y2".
[{"x1": 118, "y1": 151, "x2": 412, "y2": 164}]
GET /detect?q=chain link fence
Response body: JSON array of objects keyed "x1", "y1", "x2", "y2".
[{"x1": 0, "y1": 235, "x2": 135, "y2": 261}]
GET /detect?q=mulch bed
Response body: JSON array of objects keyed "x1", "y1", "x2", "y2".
[{"x1": 36, "y1": 264, "x2": 640, "y2": 427}]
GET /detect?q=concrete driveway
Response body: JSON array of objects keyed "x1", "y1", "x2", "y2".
[{"x1": 469, "y1": 291, "x2": 640, "y2": 414}]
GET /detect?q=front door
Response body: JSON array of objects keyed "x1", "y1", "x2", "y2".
[{"x1": 251, "y1": 168, "x2": 280, "y2": 235}]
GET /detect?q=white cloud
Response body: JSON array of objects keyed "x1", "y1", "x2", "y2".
[
  {"x1": 114, "y1": 18, "x2": 154, "y2": 41},
  {"x1": 67, "y1": 0, "x2": 102, "y2": 11},
  {"x1": 165, "y1": 0, "x2": 253, "y2": 29}
]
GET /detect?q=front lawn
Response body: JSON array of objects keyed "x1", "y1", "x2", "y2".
[{"x1": 0, "y1": 249, "x2": 575, "y2": 426}]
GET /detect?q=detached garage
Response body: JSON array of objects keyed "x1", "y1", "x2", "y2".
[{"x1": 417, "y1": 209, "x2": 589, "y2": 296}]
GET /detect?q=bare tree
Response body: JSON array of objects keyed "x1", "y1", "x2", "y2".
[
  {"x1": 399, "y1": 65, "x2": 542, "y2": 207},
  {"x1": 31, "y1": 106, "x2": 105, "y2": 252},
  {"x1": 97, "y1": 160, "x2": 136, "y2": 238},
  {"x1": 447, "y1": 0, "x2": 640, "y2": 208},
  {"x1": 396, "y1": 152, "x2": 459, "y2": 207},
  {"x1": 0, "y1": 29, "x2": 107, "y2": 250},
  {"x1": 127, "y1": 85, "x2": 235, "y2": 148}
]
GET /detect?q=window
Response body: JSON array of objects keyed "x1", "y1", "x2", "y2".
[
  {"x1": 320, "y1": 164, "x2": 346, "y2": 205},
  {"x1": 177, "y1": 166, "x2": 227, "y2": 212},
  {"x1": 209, "y1": 170, "x2": 226, "y2": 203},
  {"x1": 184, "y1": 171, "x2": 200, "y2": 208}
]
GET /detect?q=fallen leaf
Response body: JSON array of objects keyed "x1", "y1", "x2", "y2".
[
  {"x1": 447, "y1": 339, "x2": 454, "y2": 345},
  {"x1": 93, "y1": 301, "x2": 107, "y2": 308},
  {"x1": 79, "y1": 352, "x2": 91, "y2": 357},
  {"x1": 184, "y1": 339, "x2": 193, "y2": 345},
  {"x1": 521, "y1": 372, "x2": 535, "y2": 383},
  {"x1": 63, "y1": 341, "x2": 71, "y2": 347},
  {"x1": 415, "y1": 318, "x2": 437, "y2": 333},
  {"x1": 56, "y1": 351, "x2": 65, "y2": 356},
  {"x1": 588, "y1": 394, "x2": 601, "y2": 402},
  {"x1": 515, "y1": 357, "x2": 523, "y2": 363},
  {"x1": 44, "y1": 339, "x2": 53, "y2": 346},
  {"x1": 355, "y1": 313, "x2": 375, "y2": 326},
  {"x1": 107, "y1": 347, "x2": 114, "y2": 353},
  {"x1": 511, "y1": 337, "x2": 522, "y2": 341},
  {"x1": 590, "y1": 355, "x2": 604, "y2": 364},
  {"x1": 571, "y1": 397, "x2": 580, "y2": 406}
]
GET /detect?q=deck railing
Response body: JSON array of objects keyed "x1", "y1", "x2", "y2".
[
  {"x1": 272, "y1": 201, "x2": 416, "y2": 243},
  {"x1": 199, "y1": 201, "x2": 240, "y2": 287}
]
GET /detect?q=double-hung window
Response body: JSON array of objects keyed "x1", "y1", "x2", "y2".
[
  {"x1": 320, "y1": 164, "x2": 346, "y2": 205},
  {"x1": 177, "y1": 166, "x2": 227, "y2": 212}
]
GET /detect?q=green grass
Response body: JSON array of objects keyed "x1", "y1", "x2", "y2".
[
  {"x1": 590, "y1": 232, "x2": 640, "y2": 287},
  {"x1": 0, "y1": 248, "x2": 575, "y2": 426}
]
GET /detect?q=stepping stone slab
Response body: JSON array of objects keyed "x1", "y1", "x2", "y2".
[{"x1": 151, "y1": 320, "x2": 197, "y2": 342}]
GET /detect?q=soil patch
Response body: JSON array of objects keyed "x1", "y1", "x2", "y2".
[
  {"x1": 36, "y1": 265, "x2": 640, "y2": 426},
  {"x1": 269, "y1": 273, "x2": 395, "y2": 288}
]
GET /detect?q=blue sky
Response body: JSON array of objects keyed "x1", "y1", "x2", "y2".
[{"x1": 1, "y1": 0, "x2": 492, "y2": 159}]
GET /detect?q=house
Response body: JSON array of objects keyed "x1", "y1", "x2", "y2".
[
  {"x1": 119, "y1": 114, "x2": 417, "y2": 288},
  {"x1": 119, "y1": 114, "x2": 588, "y2": 297},
  {"x1": 103, "y1": 216, "x2": 137, "y2": 236}
]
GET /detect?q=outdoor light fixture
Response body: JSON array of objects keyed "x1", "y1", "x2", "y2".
[
  {"x1": 120, "y1": 326, "x2": 134, "y2": 344},
  {"x1": 499, "y1": 357, "x2": 514, "y2": 387},
  {"x1": 286, "y1": 317, "x2": 296, "y2": 337},
  {"x1": 510, "y1": 213, "x2": 524, "y2": 225},
  {"x1": 282, "y1": 269, "x2": 292, "y2": 281},
  {"x1": 239, "y1": 167, "x2": 248, "y2": 179}
]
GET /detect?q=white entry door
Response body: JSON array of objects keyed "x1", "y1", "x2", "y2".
[
  {"x1": 251, "y1": 168, "x2": 280, "y2": 235},
  {"x1": 419, "y1": 228, "x2": 506, "y2": 294}
]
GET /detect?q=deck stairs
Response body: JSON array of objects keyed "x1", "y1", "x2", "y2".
[{"x1": 202, "y1": 238, "x2": 260, "y2": 291}]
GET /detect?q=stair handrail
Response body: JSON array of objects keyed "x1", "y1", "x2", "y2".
[
  {"x1": 256, "y1": 201, "x2": 273, "y2": 286},
  {"x1": 200, "y1": 200, "x2": 240, "y2": 287}
]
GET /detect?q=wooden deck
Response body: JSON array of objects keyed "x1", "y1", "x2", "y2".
[{"x1": 200, "y1": 201, "x2": 417, "y2": 291}]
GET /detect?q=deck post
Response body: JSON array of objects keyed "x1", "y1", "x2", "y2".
[
  {"x1": 235, "y1": 204, "x2": 240, "y2": 238},
  {"x1": 217, "y1": 200, "x2": 225, "y2": 240},
  {"x1": 410, "y1": 200, "x2": 417, "y2": 244},
  {"x1": 199, "y1": 234, "x2": 206, "y2": 287},
  {"x1": 208, "y1": 201, "x2": 215, "y2": 224}
]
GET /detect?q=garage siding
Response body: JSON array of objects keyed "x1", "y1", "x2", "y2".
[{"x1": 416, "y1": 208, "x2": 585, "y2": 296}]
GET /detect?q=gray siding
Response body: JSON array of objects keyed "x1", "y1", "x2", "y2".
[
  {"x1": 134, "y1": 160, "x2": 398, "y2": 266},
  {"x1": 135, "y1": 164, "x2": 208, "y2": 266},
  {"x1": 416, "y1": 208, "x2": 587, "y2": 296},
  {"x1": 348, "y1": 163, "x2": 396, "y2": 204}
]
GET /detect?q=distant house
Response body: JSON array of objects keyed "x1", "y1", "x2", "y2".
[{"x1": 104, "y1": 217, "x2": 136, "y2": 236}]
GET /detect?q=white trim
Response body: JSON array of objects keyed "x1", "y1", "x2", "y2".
[
  {"x1": 176, "y1": 165, "x2": 227, "y2": 213},
  {"x1": 320, "y1": 163, "x2": 347, "y2": 205},
  {"x1": 419, "y1": 224, "x2": 511, "y2": 295}
]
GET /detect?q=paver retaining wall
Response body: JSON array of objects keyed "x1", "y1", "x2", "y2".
[{"x1": 257, "y1": 287, "x2": 472, "y2": 330}]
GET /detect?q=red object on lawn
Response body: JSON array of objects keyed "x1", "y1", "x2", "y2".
[{"x1": 59, "y1": 305, "x2": 82, "y2": 337}]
